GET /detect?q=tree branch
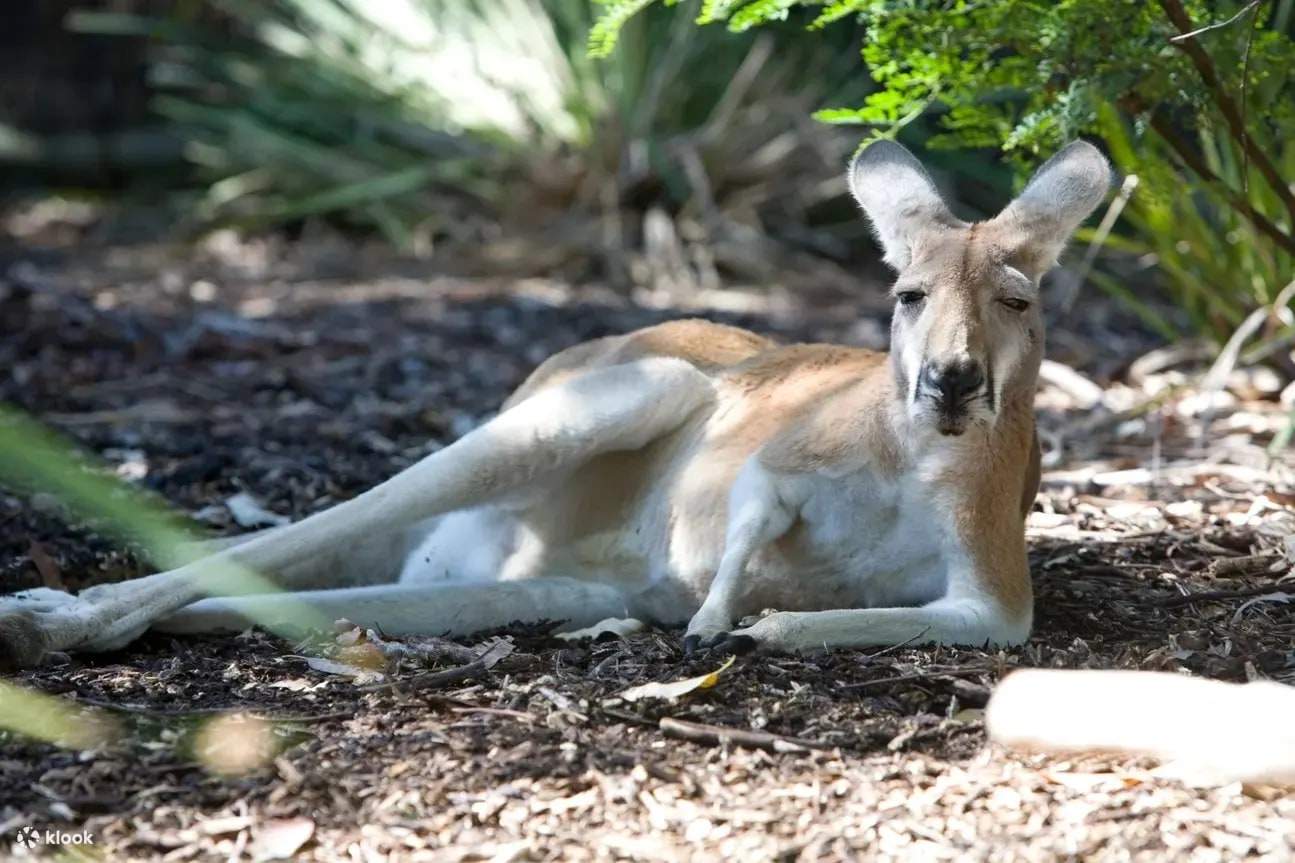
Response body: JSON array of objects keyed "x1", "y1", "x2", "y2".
[
  {"x1": 1168, "y1": 0, "x2": 1260, "y2": 42},
  {"x1": 1158, "y1": 0, "x2": 1295, "y2": 224}
]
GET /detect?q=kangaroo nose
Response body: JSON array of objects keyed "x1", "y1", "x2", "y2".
[{"x1": 923, "y1": 360, "x2": 985, "y2": 404}]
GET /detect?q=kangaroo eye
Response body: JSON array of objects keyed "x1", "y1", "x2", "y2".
[
  {"x1": 897, "y1": 291, "x2": 926, "y2": 307},
  {"x1": 999, "y1": 297, "x2": 1030, "y2": 312}
]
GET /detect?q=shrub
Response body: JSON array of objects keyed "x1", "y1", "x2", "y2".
[{"x1": 594, "y1": 0, "x2": 1295, "y2": 342}]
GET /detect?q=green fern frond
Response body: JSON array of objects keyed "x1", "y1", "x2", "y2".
[
  {"x1": 727, "y1": 0, "x2": 797, "y2": 32},
  {"x1": 810, "y1": 0, "x2": 868, "y2": 29},
  {"x1": 697, "y1": 0, "x2": 743, "y2": 24},
  {"x1": 588, "y1": 0, "x2": 660, "y2": 57}
]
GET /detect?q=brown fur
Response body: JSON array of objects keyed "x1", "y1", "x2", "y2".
[
  {"x1": 0, "y1": 140, "x2": 1106, "y2": 667},
  {"x1": 505, "y1": 319, "x2": 774, "y2": 409},
  {"x1": 499, "y1": 310, "x2": 1041, "y2": 619}
]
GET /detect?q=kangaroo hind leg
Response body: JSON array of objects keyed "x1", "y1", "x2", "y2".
[
  {"x1": 155, "y1": 578, "x2": 632, "y2": 639},
  {"x1": 0, "y1": 357, "x2": 714, "y2": 668}
]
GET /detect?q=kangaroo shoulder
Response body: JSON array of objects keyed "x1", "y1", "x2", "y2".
[{"x1": 506, "y1": 319, "x2": 774, "y2": 408}]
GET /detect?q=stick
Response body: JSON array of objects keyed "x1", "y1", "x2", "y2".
[
  {"x1": 658, "y1": 717, "x2": 830, "y2": 753},
  {"x1": 69, "y1": 698, "x2": 354, "y2": 722},
  {"x1": 1157, "y1": 581, "x2": 1288, "y2": 608},
  {"x1": 358, "y1": 640, "x2": 514, "y2": 693},
  {"x1": 837, "y1": 666, "x2": 988, "y2": 691},
  {"x1": 356, "y1": 659, "x2": 489, "y2": 693},
  {"x1": 1168, "y1": 0, "x2": 1261, "y2": 42}
]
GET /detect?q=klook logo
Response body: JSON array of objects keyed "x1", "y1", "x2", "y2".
[{"x1": 9, "y1": 826, "x2": 95, "y2": 849}]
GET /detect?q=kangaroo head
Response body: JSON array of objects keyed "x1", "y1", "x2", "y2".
[{"x1": 849, "y1": 140, "x2": 1111, "y2": 437}]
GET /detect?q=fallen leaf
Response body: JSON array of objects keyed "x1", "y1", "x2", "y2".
[
  {"x1": 251, "y1": 817, "x2": 315, "y2": 861},
  {"x1": 475, "y1": 637, "x2": 515, "y2": 669},
  {"x1": 334, "y1": 626, "x2": 365, "y2": 647},
  {"x1": 27, "y1": 540, "x2": 63, "y2": 590},
  {"x1": 302, "y1": 655, "x2": 384, "y2": 684},
  {"x1": 198, "y1": 814, "x2": 254, "y2": 836},
  {"x1": 334, "y1": 642, "x2": 387, "y2": 670},
  {"x1": 226, "y1": 492, "x2": 290, "y2": 528},
  {"x1": 620, "y1": 656, "x2": 735, "y2": 703},
  {"x1": 1042, "y1": 771, "x2": 1144, "y2": 792},
  {"x1": 268, "y1": 678, "x2": 314, "y2": 692},
  {"x1": 1231, "y1": 592, "x2": 1293, "y2": 624}
]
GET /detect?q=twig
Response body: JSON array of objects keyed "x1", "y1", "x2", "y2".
[
  {"x1": 1061, "y1": 173, "x2": 1139, "y2": 313},
  {"x1": 1238, "y1": 0, "x2": 1262, "y2": 197},
  {"x1": 535, "y1": 686, "x2": 581, "y2": 713},
  {"x1": 657, "y1": 716, "x2": 831, "y2": 753},
  {"x1": 1168, "y1": 0, "x2": 1261, "y2": 42},
  {"x1": 357, "y1": 640, "x2": 514, "y2": 694},
  {"x1": 449, "y1": 706, "x2": 536, "y2": 722},
  {"x1": 1211, "y1": 550, "x2": 1282, "y2": 577},
  {"x1": 857, "y1": 627, "x2": 931, "y2": 664},
  {"x1": 68, "y1": 697, "x2": 353, "y2": 722},
  {"x1": 1158, "y1": 582, "x2": 1290, "y2": 608},
  {"x1": 1201, "y1": 280, "x2": 1295, "y2": 393},
  {"x1": 356, "y1": 659, "x2": 489, "y2": 693},
  {"x1": 838, "y1": 666, "x2": 988, "y2": 691},
  {"x1": 600, "y1": 706, "x2": 658, "y2": 727}
]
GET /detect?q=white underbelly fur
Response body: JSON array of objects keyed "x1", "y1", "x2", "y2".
[{"x1": 396, "y1": 457, "x2": 951, "y2": 623}]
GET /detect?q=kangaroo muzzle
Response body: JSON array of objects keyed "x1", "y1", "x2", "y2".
[{"x1": 919, "y1": 359, "x2": 986, "y2": 435}]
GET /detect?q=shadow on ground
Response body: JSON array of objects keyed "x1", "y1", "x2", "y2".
[{"x1": 2, "y1": 237, "x2": 1293, "y2": 859}]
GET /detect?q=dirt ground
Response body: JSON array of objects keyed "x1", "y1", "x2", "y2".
[{"x1": 2, "y1": 220, "x2": 1295, "y2": 861}]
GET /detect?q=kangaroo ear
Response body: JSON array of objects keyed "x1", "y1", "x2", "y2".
[
  {"x1": 994, "y1": 141, "x2": 1113, "y2": 277},
  {"x1": 848, "y1": 140, "x2": 961, "y2": 270}
]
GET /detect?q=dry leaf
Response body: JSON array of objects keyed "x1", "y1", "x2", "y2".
[
  {"x1": 620, "y1": 656, "x2": 735, "y2": 702},
  {"x1": 302, "y1": 655, "x2": 384, "y2": 684},
  {"x1": 334, "y1": 642, "x2": 387, "y2": 670},
  {"x1": 251, "y1": 817, "x2": 315, "y2": 861},
  {"x1": 1231, "y1": 592, "x2": 1292, "y2": 624},
  {"x1": 268, "y1": 678, "x2": 314, "y2": 692},
  {"x1": 198, "y1": 814, "x2": 253, "y2": 836},
  {"x1": 226, "y1": 492, "x2": 290, "y2": 528},
  {"x1": 1042, "y1": 771, "x2": 1144, "y2": 792},
  {"x1": 334, "y1": 626, "x2": 365, "y2": 647},
  {"x1": 27, "y1": 540, "x2": 64, "y2": 590}
]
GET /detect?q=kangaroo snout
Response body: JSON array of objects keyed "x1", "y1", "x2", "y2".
[
  {"x1": 922, "y1": 359, "x2": 985, "y2": 406},
  {"x1": 918, "y1": 359, "x2": 987, "y2": 435}
]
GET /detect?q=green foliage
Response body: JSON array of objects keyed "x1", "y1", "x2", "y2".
[
  {"x1": 1083, "y1": 103, "x2": 1295, "y2": 341},
  {"x1": 594, "y1": 0, "x2": 1295, "y2": 342},
  {"x1": 593, "y1": 0, "x2": 1205, "y2": 153},
  {"x1": 589, "y1": 0, "x2": 673, "y2": 56},
  {"x1": 68, "y1": 0, "x2": 853, "y2": 258}
]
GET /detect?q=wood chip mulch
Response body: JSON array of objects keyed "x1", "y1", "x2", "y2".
[{"x1": 1, "y1": 231, "x2": 1293, "y2": 860}]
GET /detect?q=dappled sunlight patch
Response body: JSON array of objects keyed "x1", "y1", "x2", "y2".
[{"x1": 191, "y1": 713, "x2": 286, "y2": 777}]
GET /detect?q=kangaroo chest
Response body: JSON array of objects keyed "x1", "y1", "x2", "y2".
[{"x1": 738, "y1": 468, "x2": 951, "y2": 613}]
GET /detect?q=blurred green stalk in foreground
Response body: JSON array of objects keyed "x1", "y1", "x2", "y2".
[{"x1": 0, "y1": 404, "x2": 336, "y2": 746}]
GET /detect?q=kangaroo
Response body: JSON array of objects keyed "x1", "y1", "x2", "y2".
[{"x1": 0, "y1": 140, "x2": 1110, "y2": 669}]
